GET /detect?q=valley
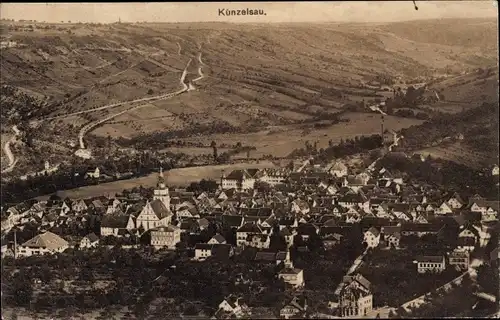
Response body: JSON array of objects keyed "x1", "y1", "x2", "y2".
[{"x1": 0, "y1": 18, "x2": 498, "y2": 180}]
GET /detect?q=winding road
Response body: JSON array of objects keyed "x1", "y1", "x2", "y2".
[
  {"x1": 1, "y1": 126, "x2": 21, "y2": 174},
  {"x1": 77, "y1": 58, "x2": 193, "y2": 153}
]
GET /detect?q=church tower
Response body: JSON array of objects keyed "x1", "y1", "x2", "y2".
[
  {"x1": 153, "y1": 167, "x2": 170, "y2": 209},
  {"x1": 284, "y1": 250, "x2": 294, "y2": 269}
]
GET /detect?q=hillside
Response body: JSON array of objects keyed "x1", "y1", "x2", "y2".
[
  {"x1": 0, "y1": 18, "x2": 498, "y2": 177},
  {"x1": 400, "y1": 102, "x2": 499, "y2": 169}
]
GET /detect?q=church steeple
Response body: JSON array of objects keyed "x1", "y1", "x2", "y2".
[
  {"x1": 158, "y1": 167, "x2": 166, "y2": 189},
  {"x1": 154, "y1": 167, "x2": 170, "y2": 209}
]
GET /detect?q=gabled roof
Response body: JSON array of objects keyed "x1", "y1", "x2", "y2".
[
  {"x1": 401, "y1": 223, "x2": 443, "y2": 233},
  {"x1": 22, "y1": 231, "x2": 68, "y2": 249},
  {"x1": 319, "y1": 226, "x2": 352, "y2": 237},
  {"x1": 148, "y1": 199, "x2": 172, "y2": 219},
  {"x1": 180, "y1": 219, "x2": 199, "y2": 231},
  {"x1": 152, "y1": 225, "x2": 180, "y2": 233},
  {"x1": 101, "y1": 214, "x2": 129, "y2": 229},
  {"x1": 210, "y1": 234, "x2": 226, "y2": 244},
  {"x1": 415, "y1": 255, "x2": 444, "y2": 263},
  {"x1": 297, "y1": 223, "x2": 318, "y2": 236},
  {"x1": 222, "y1": 215, "x2": 243, "y2": 228},
  {"x1": 365, "y1": 226, "x2": 380, "y2": 237},
  {"x1": 343, "y1": 273, "x2": 371, "y2": 291},
  {"x1": 457, "y1": 237, "x2": 476, "y2": 247},
  {"x1": 381, "y1": 225, "x2": 401, "y2": 235},
  {"x1": 237, "y1": 222, "x2": 263, "y2": 233},
  {"x1": 84, "y1": 232, "x2": 99, "y2": 242},
  {"x1": 279, "y1": 217, "x2": 296, "y2": 226}
]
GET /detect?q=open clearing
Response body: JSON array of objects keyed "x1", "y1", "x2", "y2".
[{"x1": 174, "y1": 113, "x2": 424, "y2": 157}]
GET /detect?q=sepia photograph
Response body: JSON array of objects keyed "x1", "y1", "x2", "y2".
[{"x1": 0, "y1": 1, "x2": 498, "y2": 319}]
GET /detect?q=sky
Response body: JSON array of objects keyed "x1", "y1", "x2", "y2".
[{"x1": 0, "y1": 1, "x2": 498, "y2": 24}]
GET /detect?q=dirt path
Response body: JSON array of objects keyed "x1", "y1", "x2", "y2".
[
  {"x1": 1, "y1": 126, "x2": 21, "y2": 174},
  {"x1": 77, "y1": 58, "x2": 192, "y2": 152}
]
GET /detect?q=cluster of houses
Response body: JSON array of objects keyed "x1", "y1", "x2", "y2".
[{"x1": 1, "y1": 159, "x2": 499, "y2": 318}]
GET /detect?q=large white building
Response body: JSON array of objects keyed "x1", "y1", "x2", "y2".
[
  {"x1": 220, "y1": 169, "x2": 262, "y2": 190},
  {"x1": 259, "y1": 168, "x2": 289, "y2": 186},
  {"x1": 150, "y1": 225, "x2": 181, "y2": 250},
  {"x1": 17, "y1": 231, "x2": 69, "y2": 257},
  {"x1": 415, "y1": 255, "x2": 446, "y2": 274}
]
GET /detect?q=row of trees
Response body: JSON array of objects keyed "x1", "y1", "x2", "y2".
[
  {"x1": 400, "y1": 102, "x2": 497, "y2": 152},
  {"x1": 1, "y1": 152, "x2": 176, "y2": 205},
  {"x1": 376, "y1": 154, "x2": 499, "y2": 199}
]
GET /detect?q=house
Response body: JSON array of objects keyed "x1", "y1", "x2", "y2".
[
  {"x1": 222, "y1": 215, "x2": 244, "y2": 230},
  {"x1": 279, "y1": 217, "x2": 298, "y2": 231},
  {"x1": 492, "y1": 164, "x2": 499, "y2": 176},
  {"x1": 260, "y1": 168, "x2": 289, "y2": 186},
  {"x1": 217, "y1": 295, "x2": 245, "y2": 316},
  {"x1": 448, "y1": 250, "x2": 470, "y2": 270},
  {"x1": 458, "y1": 225, "x2": 480, "y2": 242},
  {"x1": 296, "y1": 223, "x2": 319, "y2": 241},
  {"x1": 236, "y1": 222, "x2": 263, "y2": 247},
  {"x1": 100, "y1": 214, "x2": 131, "y2": 237},
  {"x1": 176, "y1": 205, "x2": 200, "y2": 219},
  {"x1": 195, "y1": 243, "x2": 233, "y2": 261},
  {"x1": 1, "y1": 245, "x2": 14, "y2": 258},
  {"x1": 150, "y1": 225, "x2": 181, "y2": 250},
  {"x1": 80, "y1": 233, "x2": 99, "y2": 249},
  {"x1": 329, "y1": 162, "x2": 348, "y2": 178},
  {"x1": 198, "y1": 217, "x2": 211, "y2": 231},
  {"x1": 447, "y1": 193, "x2": 466, "y2": 209},
  {"x1": 280, "y1": 227, "x2": 297, "y2": 248},
  {"x1": 337, "y1": 273, "x2": 373, "y2": 317},
  {"x1": 85, "y1": 167, "x2": 101, "y2": 179},
  {"x1": 381, "y1": 225, "x2": 401, "y2": 249},
  {"x1": 221, "y1": 169, "x2": 262, "y2": 190},
  {"x1": 280, "y1": 295, "x2": 308, "y2": 319},
  {"x1": 436, "y1": 201, "x2": 454, "y2": 215},
  {"x1": 323, "y1": 233, "x2": 343, "y2": 249},
  {"x1": 363, "y1": 227, "x2": 381, "y2": 248},
  {"x1": 469, "y1": 199, "x2": 499, "y2": 222},
  {"x1": 179, "y1": 219, "x2": 201, "y2": 235},
  {"x1": 208, "y1": 234, "x2": 227, "y2": 245},
  {"x1": 17, "y1": 231, "x2": 69, "y2": 257},
  {"x1": 136, "y1": 199, "x2": 173, "y2": 232},
  {"x1": 456, "y1": 237, "x2": 476, "y2": 252},
  {"x1": 400, "y1": 223, "x2": 443, "y2": 237},
  {"x1": 291, "y1": 199, "x2": 310, "y2": 215},
  {"x1": 72, "y1": 199, "x2": 88, "y2": 213},
  {"x1": 278, "y1": 256, "x2": 305, "y2": 288},
  {"x1": 195, "y1": 243, "x2": 214, "y2": 260},
  {"x1": 415, "y1": 255, "x2": 446, "y2": 274},
  {"x1": 246, "y1": 234, "x2": 270, "y2": 249}
]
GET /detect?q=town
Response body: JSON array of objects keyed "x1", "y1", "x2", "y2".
[
  {"x1": 1, "y1": 144, "x2": 498, "y2": 319},
  {"x1": 1, "y1": 3, "x2": 499, "y2": 319}
]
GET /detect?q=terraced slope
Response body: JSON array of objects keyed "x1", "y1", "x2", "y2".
[{"x1": 0, "y1": 18, "x2": 497, "y2": 176}]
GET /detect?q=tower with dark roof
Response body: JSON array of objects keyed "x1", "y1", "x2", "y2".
[{"x1": 153, "y1": 167, "x2": 170, "y2": 209}]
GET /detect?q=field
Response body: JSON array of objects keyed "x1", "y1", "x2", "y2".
[
  {"x1": 415, "y1": 142, "x2": 499, "y2": 170},
  {"x1": 48, "y1": 161, "x2": 277, "y2": 199},
  {"x1": 174, "y1": 112, "x2": 424, "y2": 158},
  {"x1": 1, "y1": 18, "x2": 498, "y2": 179},
  {"x1": 424, "y1": 70, "x2": 499, "y2": 113}
]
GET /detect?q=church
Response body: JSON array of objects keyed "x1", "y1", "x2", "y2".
[{"x1": 135, "y1": 168, "x2": 173, "y2": 231}]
